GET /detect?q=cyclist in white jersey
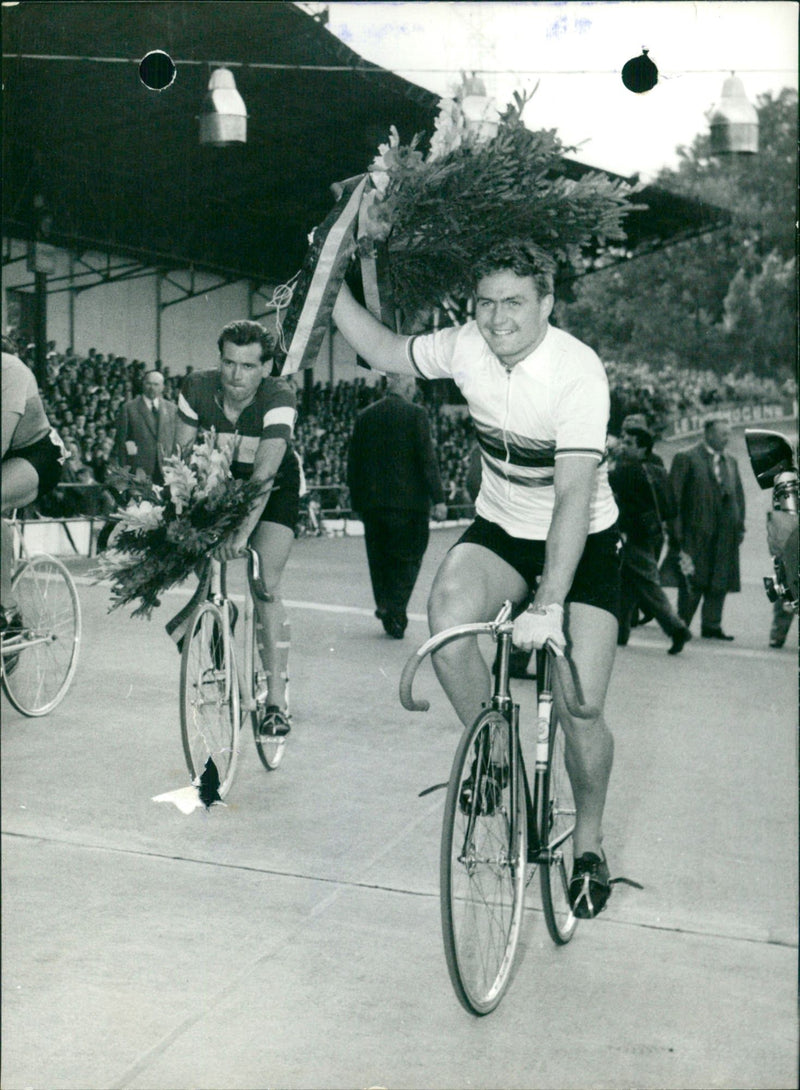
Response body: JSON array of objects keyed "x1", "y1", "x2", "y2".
[{"x1": 333, "y1": 239, "x2": 622, "y2": 918}]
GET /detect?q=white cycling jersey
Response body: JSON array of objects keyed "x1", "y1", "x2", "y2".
[{"x1": 407, "y1": 321, "x2": 618, "y2": 539}]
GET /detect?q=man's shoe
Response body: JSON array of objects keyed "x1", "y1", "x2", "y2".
[
  {"x1": 769, "y1": 638, "x2": 785, "y2": 649},
  {"x1": 569, "y1": 852, "x2": 612, "y2": 919},
  {"x1": 381, "y1": 612, "x2": 406, "y2": 639},
  {"x1": 701, "y1": 627, "x2": 734, "y2": 641},
  {"x1": 459, "y1": 761, "x2": 509, "y2": 816},
  {"x1": 667, "y1": 627, "x2": 692, "y2": 655},
  {"x1": 258, "y1": 705, "x2": 291, "y2": 737}
]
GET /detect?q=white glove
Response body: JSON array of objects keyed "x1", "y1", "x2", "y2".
[{"x1": 512, "y1": 603, "x2": 565, "y2": 652}]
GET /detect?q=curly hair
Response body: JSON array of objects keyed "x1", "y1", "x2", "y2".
[
  {"x1": 217, "y1": 320, "x2": 274, "y2": 362},
  {"x1": 472, "y1": 239, "x2": 556, "y2": 298}
]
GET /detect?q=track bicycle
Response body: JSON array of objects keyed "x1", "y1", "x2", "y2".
[
  {"x1": 1, "y1": 515, "x2": 82, "y2": 717},
  {"x1": 179, "y1": 546, "x2": 286, "y2": 799},
  {"x1": 399, "y1": 600, "x2": 599, "y2": 1016}
]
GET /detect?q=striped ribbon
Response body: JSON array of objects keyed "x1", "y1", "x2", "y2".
[{"x1": 278, "y1": 174, "x2": 369, "y2": 376}]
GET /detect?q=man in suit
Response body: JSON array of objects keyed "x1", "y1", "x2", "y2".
[
  {"x1": 347, "y1": 373, "x2": 447, "y2": 639},
  {"x1": 610, "y1": 423, "x2": 691, "y2": 653},
  {"x1": 668, "y1": 414, "x2": 746, "y2": 639},
  {"x1": 111, "y1": 370, "x2": 177, "y2": 484}
]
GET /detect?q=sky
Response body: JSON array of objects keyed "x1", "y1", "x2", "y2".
[{"x1": 323, "y1": 1, "x2": 798, "y2": 180}]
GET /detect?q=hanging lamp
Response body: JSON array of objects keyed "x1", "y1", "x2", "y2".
[
  {"x1": 709, "y1": 74, "x2": 758, "y2": 154},
  {"x1": 199, "y1": 67, "x2": 247, "y2": 146}
]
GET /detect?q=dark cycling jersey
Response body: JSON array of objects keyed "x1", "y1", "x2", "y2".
[{"x1": 177, "y1": 370, "x2": 297, "y2": 480}]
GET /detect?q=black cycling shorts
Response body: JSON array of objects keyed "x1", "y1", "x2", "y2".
[
  {"x1": 3, "y1": 429, "x2": 66, "y2": 497},
  {"x1": 258, "y1": 451, "x2": 301, "y2": 532},
  {"x1": 456, "y1": 515, "x2": 622, "y2": 620}
]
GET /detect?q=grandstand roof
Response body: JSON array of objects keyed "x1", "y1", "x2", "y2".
[{"x1": 2, "y1": 1, "x2": 728, "y2": 291}]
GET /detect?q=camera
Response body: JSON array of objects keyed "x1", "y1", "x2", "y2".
[{"x1": 745, "y1": 428, "x2": 798, "y2": 612}]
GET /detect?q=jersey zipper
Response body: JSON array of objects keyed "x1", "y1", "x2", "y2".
[{"x1": 503, "y1": 366, "x2": 513, "y2": 500}]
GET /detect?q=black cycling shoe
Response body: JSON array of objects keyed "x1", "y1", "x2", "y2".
[
  {"x1": 569, "y1": 852, "x2": 612, "y2": 918},
  {"x1": 0, "y1": 607, "x2": 23, "y2": 634},
  {"x1": 459, "y1": 760, "x2": 509, "y2": 816},
  {"x1": 258, "y1": 705, "x2": 291, "y2": 737},
  {"x1": 1, "y1": 609, "x2": 24, "y2": 676}
]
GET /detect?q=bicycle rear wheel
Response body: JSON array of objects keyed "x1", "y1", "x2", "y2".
[
  {"x1": 180, "y1": 601, "x2": 240, "y2": 798},
  {"x1": 540, "y1": 713, "x2": 578, "y2": 944},
  {"x1": 2, "y1": 555, "x2": 81, "y2": 717},
  {"x1": 441, "y1": 708, "x2": 527, "y2": 1015}
]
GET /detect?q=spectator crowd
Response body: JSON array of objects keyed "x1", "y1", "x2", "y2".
[{"x1": 4, "y1": 335, "x2": 795, "y2": 526}]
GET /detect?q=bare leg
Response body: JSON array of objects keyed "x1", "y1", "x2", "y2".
[
  {"x1": 427, "y1": 543, "x2": 528, "y2": 727},
  {"x1": 250, "y1": 521, "x2": 294, "y2": 713},
  {"x1": 554, "y1": 602, "x2": 617, "y2": 859}
]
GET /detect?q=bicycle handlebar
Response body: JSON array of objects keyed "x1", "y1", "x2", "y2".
[{"x1": 398, "y1": 617, "x2": 600, "y2": 721}]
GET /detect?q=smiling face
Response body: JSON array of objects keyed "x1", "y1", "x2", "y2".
[
  {"x1": 474, "y1": 270, "x2": 554, "y2": 368},
  {"x1": 218, "y1": 339, "x2": 266, "y2": 406}
]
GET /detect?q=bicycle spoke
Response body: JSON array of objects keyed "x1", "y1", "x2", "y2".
[
  {"x1": 540, "y1": 714, "x2": 578, "y2": 944},
  {"x1": 3, "y1": 556, "x2": 81, "y2": 717},
  {"x1": 441, "y1": 710, "x2": 527, "y2": 1014},
  {"x1": 180, "y1": 602, "x2": 240, "y2": 797}
]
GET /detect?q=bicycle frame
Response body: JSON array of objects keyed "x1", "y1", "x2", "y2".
[
  {"x1": 206, "y1": 547, "x2": 272, "y2": 718},
  {"x1": 400, "y1": 600, "x2": 595, "y2": 878}
]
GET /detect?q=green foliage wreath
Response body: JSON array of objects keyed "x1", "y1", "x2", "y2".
[{"x1": 359, "y1": 85, "x2": 641, "y2": 317}]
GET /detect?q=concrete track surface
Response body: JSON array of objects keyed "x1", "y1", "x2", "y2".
[{"x1": 2, "y1": 428, "x2": 797, "y2": 1090}]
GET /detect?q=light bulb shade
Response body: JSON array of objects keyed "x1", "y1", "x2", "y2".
[
  {"x1": 199, "y1": 67, "x2": 247, "y2": 145},
  {"x1": 709, "y1": 75, "x2": 758, "y2": 154}
]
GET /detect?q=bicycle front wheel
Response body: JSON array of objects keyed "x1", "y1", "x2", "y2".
[
  {"x1": 540, "y1": 713, "x2": 578, "y2": 944},
  {"x1": 441, "y1": 708, "x2": 527, "y2": 1015},
  {"x1": 180, "y1": 601, "x2": 240, "y2": 799},
  {"x1": 2, "y1": 555, "x2": 81, "y2": 717}
]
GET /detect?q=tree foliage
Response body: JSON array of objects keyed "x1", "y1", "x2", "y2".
[{"x1": 557, "y1": 88, "x2": 797, "y2": 378}]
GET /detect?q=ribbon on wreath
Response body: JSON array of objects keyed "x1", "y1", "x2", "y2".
[
  {"x1": 276, "y1": 174, "x2": 368, "y2": 376},
  {"x1": 275, "y1": 173, "x2": 399, "y2": 375},
  {"x1": 357, "y1": 194, "x2": 397, "y2": 330}
]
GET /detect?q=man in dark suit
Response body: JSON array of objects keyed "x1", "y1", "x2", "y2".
[
  {"x1": 610, "y1": 423, "x2": 691, "y2": 653},
  {"x1": 668, "y1": 415, "x2": 746, "y2": 639},
  {"x1": 347, "y1": 373, "x2": 447, "y2": 639},
  {"x1": 111, "y1": 370, "x2": 177, "y2": 484}
]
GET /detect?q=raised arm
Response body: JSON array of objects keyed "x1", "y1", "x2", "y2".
[{"x1": 332, "y1": 282, "x2": 415, "y2": 374}]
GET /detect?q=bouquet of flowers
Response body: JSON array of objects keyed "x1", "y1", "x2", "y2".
[{"x1": 99, "y1": 429, "x2": 267, "y2": 618}]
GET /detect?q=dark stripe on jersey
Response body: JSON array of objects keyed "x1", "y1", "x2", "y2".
[
  {"x1": 475, "y1": 429, "x2": 557, "y2": 468},
  {"x1": 481, "y1": 456, "x2": 555, "y2": 488}
]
